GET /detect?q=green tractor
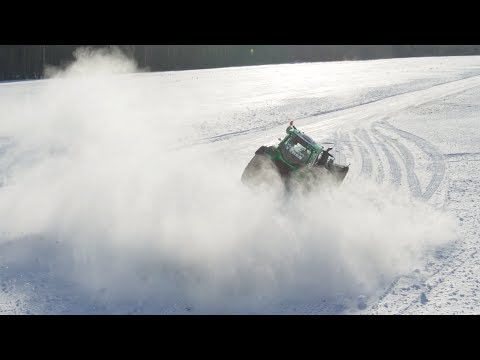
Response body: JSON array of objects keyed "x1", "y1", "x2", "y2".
[{"x1": 241, "y1": 121, "x2": 349, "y2": 190}]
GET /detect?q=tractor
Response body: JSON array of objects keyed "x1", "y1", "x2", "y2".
[{"x1": 241, "y1": 121, "x2": 349, "y2": 190}]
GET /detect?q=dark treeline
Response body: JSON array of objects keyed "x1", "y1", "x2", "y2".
[{"x1": 1, "y1": 45, "x2": 480, "y2": 81}]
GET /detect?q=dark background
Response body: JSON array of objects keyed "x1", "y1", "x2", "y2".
[{"x1": 1, "y1": 45, "x2": 480, "y2": 81}]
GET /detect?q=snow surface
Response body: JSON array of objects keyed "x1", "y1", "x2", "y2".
[{"x1": 1, "y1": 50, "x2": 480, "y2": 314}]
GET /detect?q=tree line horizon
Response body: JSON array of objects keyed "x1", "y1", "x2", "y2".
[{"x1": 1, "y1": 45, "x2": 479, "y2": 81}]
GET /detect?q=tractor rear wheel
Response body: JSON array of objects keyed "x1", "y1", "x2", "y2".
[{"x1": 241, "y1": 151, "x2": 286, "y2": 190}]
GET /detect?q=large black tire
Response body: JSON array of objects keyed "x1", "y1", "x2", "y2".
[
  {"x1": 241, "y1": 153, "x2": 284, "y2": 189},
  {"x1": 241, "y1": 154, "x2": 270, "y2": 184}
]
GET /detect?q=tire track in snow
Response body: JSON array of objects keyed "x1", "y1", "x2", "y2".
[
  {"x1": 367, "y1": 121, "x2": 449, "y2": 313},
  {"x1": 352, "y1": 132, "x2": 373, "y2": 178},
  {"x1": 296, "y1": 72, "x2": 480, "y2": 121},
  {"x1": 372, "y1": 123, "x2": 422, "y2": 198},
  {"x1": 188, "y1": 72, "x2": 480, "y2": 151},
  {"x1": 370, "y1": 128, "x2": 401, "y2": 189},
  {"x1": 341, "y1": 132, "x2": 354, "y2": 154},
  {"x1": 378, "y1": 121, "x2": 446, "y2": 201},
  {"x1": 357, "y1": 129, "x2": 385, "y2": 183}
]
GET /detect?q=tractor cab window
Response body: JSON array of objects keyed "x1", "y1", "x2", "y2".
[{"x1": 280, "y1": 135, "x2": 313, "y2": 166}]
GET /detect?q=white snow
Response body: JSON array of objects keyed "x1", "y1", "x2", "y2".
[{"x1": 1, "y1": 49, "x2": 480, "y2": 314}]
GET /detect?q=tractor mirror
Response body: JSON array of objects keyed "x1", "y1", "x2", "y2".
[{"x1": 327, "y1": 147, "x2": 333, "y2": 152}]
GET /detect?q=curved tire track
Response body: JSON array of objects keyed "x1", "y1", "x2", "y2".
[
  {"x1": 341, "y1": 132, "x2": 354, "y2": 154},
  {"x1": 378, "y1": 121, "x2": 446, "y2": 201},
  {"x1": 372, "y1": 123, "x2": 422, "y2": 198},
  {"x1": 370, "y1": 128, "x2": 402, "y2": 189},
  {"x1": 352, "y1": 132, "x2": 373, "y2": 178},
  {"x1": 357, "y1": 129, "x2": 385, "y2": 183},
  {"x1": 367, "y1": 122, "x2": 449, "y2": 313}
]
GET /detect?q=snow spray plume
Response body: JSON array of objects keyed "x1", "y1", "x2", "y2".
[{"x1": 0, "y1": 48, "x2": 457, "y2": 313}]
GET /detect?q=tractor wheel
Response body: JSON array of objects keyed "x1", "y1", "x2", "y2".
[{"x1": 241, "y1": 154, "x2": 284, "y2": 189}]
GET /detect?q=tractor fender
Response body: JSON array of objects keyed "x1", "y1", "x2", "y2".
[{"x1": 255, "y1": 146, "x2": 273, "y2": 155}]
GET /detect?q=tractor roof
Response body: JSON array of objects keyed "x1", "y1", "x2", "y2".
[{"x1": 290, "y1": 128, "x2": 323, "y2": 152}]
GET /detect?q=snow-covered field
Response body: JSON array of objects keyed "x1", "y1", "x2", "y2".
[{"x1": 1, "y1": 49, "x2": 480, "y2": 314}]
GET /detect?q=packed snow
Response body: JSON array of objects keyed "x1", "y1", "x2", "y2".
[{"x1": 1, "y1": 48, "x2": 480, "y2": 314}]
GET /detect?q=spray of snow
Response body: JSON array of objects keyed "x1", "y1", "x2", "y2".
[{"x1": 0, "y1": 48, "x2": 456, "y2": 313}]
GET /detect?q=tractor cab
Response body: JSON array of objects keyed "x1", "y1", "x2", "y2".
[{"x1": 276, "y1": 121, "x2": 323, "y2": 170}]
